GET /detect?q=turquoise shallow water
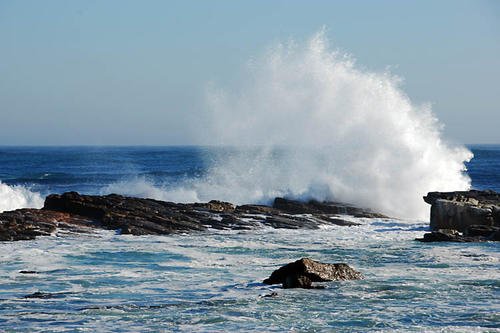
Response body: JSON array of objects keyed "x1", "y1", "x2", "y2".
[{"x1": 0, "y1": 219, "x2": 498, "y2": 332}]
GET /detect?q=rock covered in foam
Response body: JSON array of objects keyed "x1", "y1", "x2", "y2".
[{"x1": 263, "y1": 258, "x2": 363, "y2": 289}]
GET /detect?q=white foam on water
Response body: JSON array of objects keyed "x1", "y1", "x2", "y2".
[
  {"x1": 0, "y1": 181, "x2": 44, "y2": 212},
  {"x1": 1, "y1": 221, "x2": 498, "y2": 331}
]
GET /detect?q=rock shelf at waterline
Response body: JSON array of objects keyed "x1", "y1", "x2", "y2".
[
  {"x1": 418, "y1": 190, "x2": 500, "y2": 242},
  {"x1": 0, "y1": 192, "x2": 387, "y2": 241}
]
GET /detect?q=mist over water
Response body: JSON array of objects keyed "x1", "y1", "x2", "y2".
[{"x1": 187, "y1": 31, "x2": 472, "y2": 219}]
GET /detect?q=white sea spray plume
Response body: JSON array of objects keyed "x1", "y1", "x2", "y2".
[
  {"x1": 0, "y1": 181, "x2": 44, "y2": 212},
  {"x1": 102, "y1": 177, "x2": 200, "y2": 203},
  {"x1": 191, "y1": 31, "x2": 472, "y2": 219}
]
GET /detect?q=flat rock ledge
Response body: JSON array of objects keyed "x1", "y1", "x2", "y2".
[
  {"x1": 263, "y1": 258, "x2": 363, "y2": 289},
  {"x1": 417, "y1": 225, "x2": 500, "y2": 243},
  {"x1": 418, "y1": 190, "x2": 500, "y2": 243},
  {"x1": 0, "y1": 192, "x2": 387, "y2": 241}
]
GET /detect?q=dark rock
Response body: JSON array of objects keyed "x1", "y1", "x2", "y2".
[
  {"x1": 0, "y1": 209, "x2": 89, "y2": 241},
  {"x1": 464, "y1": 225, "x2": 500, "y2": 237},
  {"x1": 272, "y1": 198, "x2": 387, "y2": 218},
  {"x1": 322, "y1": 216, "x2": 362, "y2": 226},
  {"x1": 261, "y1": 292, "x2": 279, "y2": 298},
  {"x1": 24, "y1": 292, "x2": 55, "y2": 299},
  {"x1": 194, "y1": 200, "x2": 235, "y2": 213},
  {"x1": 416, "y1": 225, "x2": 499, "y2": 243},
  {"x1": 44, "y1": 192, "x2": 208, "y2": 235},
  {"x1": 417, "y1": 230, "x2": 465, "y2": 242},
  {"x1": 490, "y1": 230, "x2": 500, "y2": 241},
  {"x1": 1, "y1": 192, "x2": 386, "y2": 241},
  {"x1": 235, "y1": 204, "x2": 278, "y2": 215},
  {"x1": 264, "y1": 258, "x2": 363, "y2": 289},
  {"x1": 423, "y1": 190, "x2": 499, "y2": 232},
  {"x1": 284, "y1": 274, "x2": 313, "y2": 288},
  {"x1": 416, "y1": 232, "x2": 484, "y2": 243},
  {"x1": 263, "y1": 215, "x2": 319, "y2": 229}
]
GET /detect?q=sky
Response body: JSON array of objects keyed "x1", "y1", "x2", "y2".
[{"x1": 0, "y1": 0, "x2": 499, "y2": 145}]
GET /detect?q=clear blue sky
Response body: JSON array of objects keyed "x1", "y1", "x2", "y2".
[{"x1": 0, "y1": 0, "x2": 498, "y2": 145}]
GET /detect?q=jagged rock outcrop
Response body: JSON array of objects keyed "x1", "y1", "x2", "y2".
[
  {"x1": 263, "y1": 258, "x2": 363, "y2": 289},
  {"x1": 423, "y1": 190, "x2": 499, "y2": 232},
  {"x1": 419, "y1": 190, "x2": 500, "y2": 242},
  {"x1": 0, "y1": 192, "x2": 385, "y2": 241}
]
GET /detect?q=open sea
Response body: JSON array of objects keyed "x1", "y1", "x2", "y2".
[{"x1": 0, "y1": 145, "x2": 499, "y2": 332}]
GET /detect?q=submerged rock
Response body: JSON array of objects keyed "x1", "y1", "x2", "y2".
[
  {"x1": 263, "y1": 258, "x2": 363, "y2": 289},
  {"x1": 24, "y1": 292, "x2": 55, "y2": 299}
]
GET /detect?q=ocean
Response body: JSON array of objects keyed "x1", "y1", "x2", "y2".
[{"x1": 0, "y1": 145, "x2": 499, "y2": 332}]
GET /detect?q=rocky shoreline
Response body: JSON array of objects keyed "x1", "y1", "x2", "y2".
[
  {"x1": 1, "y1": 190, "x2": 499, "y2": 243},
  {"x1": 1, "y1": 189, "x2": 499, "y2": 291},
  {"x1": 0, "y1": 191, "x2": 386, "y2": 241}
]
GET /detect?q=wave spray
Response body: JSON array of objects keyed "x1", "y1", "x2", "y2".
[
  {"x1": 0, "y1": 181, "x2": 44, "y2": 213},
  {"x1": 109, "y1": 31, "x2": 472, "y2": 220},
  {"x1": 189, "y1": 31, "x2": 472, "y2": 219}
]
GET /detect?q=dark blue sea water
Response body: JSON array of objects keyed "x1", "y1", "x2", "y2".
[
  {"x1": 0, "y1": 145, "x2": 499, "y2": 198},
  {"x1": 0, "y1": 145, "x2": 498, "y2": 332},
  {"x1": 0, "y1": 146, "x2": 208, "y2": 196},
  {"x1": 466, "y1": 145, "x2": 500, "y2": 192}
]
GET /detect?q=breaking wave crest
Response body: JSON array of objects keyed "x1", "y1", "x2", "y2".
[{"x1": 0, "y1": 181, "x2": 44, "y2": 213}]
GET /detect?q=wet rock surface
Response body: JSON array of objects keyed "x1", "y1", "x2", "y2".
[
  {"x1": 0, "y1": 192, "x2": 384, "y2": 241},
  {"x1": 263, "y1": 258, "x2": 363, "y2": 289},
  {"x1": 0, "y1": 209, "x2": 94, "y2": 241}
]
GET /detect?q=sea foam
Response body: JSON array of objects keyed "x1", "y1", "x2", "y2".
[{"x1": 0, "y1": 181, "x2": 44, "y2": 213}]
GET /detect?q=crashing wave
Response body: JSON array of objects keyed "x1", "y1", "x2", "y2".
[{"x1": 0, "y1": 181, "x2": 44, "y2": 213}]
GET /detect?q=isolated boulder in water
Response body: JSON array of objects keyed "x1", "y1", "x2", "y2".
[{"x1": 263, "y1": 258, "x2": 363, "y2": 289}]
